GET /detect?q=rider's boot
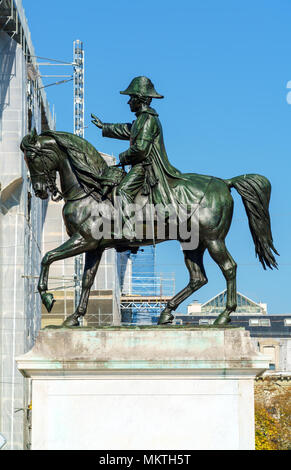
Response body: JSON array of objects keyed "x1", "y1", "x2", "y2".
[{"x1": 115, "y1": 191, "x2": 138, "y2": 240}]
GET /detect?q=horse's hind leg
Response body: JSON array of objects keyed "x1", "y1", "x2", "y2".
[
  {"x1": 206, "y1": 239, "x2": 237, "y2": 325},
  {"x1": 158, "y1": 245, "x2": 208, "y2": 325},
  {"x1": 63, "y1": 249, "x2": 103, "y2": 327}
]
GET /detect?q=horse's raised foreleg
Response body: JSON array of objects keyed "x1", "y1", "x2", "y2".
[
  {"x1": 38, "y1": 233, "x2": 98, "y2": 314},
  {"x1": 158, "y1": 246, "x2": 207, "y2": 325},
  {"x1": 206, "y1": 239, "x2": 237, "y2": 325},
  {"x1": 62, "y1": 249, "x2": 103, "y2": 327}
]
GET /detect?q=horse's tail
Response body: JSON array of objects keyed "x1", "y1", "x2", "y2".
[{"x1": 224, "y1": 174, "x2": 279, "y2": 270}]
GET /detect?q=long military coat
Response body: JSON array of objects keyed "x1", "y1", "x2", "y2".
[
  {"x1": 102, "y1": 107, "x2": 185, "y2": 205},
  {"x1": 102, "y1": 106, "x2": 212, "y2": 208}
]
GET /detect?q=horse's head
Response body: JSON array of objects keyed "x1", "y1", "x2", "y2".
[{"x1": 21, "y1": 129, "x2": 59, "y2": 200}]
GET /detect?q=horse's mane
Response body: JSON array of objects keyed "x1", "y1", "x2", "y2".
[{"x1": 41, "y1": 131, "x2": 109, "y2": 194}]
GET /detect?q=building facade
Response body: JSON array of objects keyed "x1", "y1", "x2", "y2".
[{"x1": 0, "y1": 0, "x2": 54, "y2": 449}]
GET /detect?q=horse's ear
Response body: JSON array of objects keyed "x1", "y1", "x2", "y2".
[{"x1": 30, "y1": 128, "x2": 38, "y2": 144}]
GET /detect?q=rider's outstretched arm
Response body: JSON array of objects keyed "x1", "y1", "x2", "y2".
[
  {"x1": 102, "y1": 123, "x2": 132, "y2": 141},
  {"x1": 91, "y1": 114, "x2": 132, "y2": 141}
]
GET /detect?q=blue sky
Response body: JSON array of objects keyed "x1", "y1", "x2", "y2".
[{"x1": 22, "y1": 0, "x2": 291, "y2": 313}]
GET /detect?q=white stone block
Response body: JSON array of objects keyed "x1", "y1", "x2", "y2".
[{"x1": 16, "y1": 327, "x2": 269, "y2": 450}]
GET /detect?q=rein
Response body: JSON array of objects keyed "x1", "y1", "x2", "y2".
[
  {"x1": 38, "y1": 152, "x2": 63, "y2": 202},
  {"x1": 31, "y1": 152, "x2": 101, "y2": 203}
]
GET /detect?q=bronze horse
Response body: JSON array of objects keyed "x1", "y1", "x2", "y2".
[{"x1": 21, "y1": 129, "x2": 278, "y2": 327}]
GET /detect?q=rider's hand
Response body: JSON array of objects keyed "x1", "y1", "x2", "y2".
[
  {"x1": 91, "y1": 114, "x2": 103, "y2": 129},
  {"x1": 119, "y1": 152, "x2": 128, "y2": 166}
]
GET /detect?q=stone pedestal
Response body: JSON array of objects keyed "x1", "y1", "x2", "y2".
[{"x1": 16, "y1": 327, "x2": 268, "y2": 450}]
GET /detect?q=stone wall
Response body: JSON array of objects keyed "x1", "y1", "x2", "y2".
[{"x1": 255, "y1": 376, "x2": 291, "y2": 450}]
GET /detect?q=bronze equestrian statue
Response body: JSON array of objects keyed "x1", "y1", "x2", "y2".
[{"x1": 20, "y1": 76, "x2": 278, "y2": 327}]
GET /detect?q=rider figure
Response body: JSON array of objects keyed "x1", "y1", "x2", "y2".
[{"x1": 91, "y1": 76, "x2": 182, "y2": 237}]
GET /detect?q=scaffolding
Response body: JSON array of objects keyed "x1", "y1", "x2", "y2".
[
  {"x1": 120, "y1": 246, "x2": 175, "y2": 324},
  {"x1": 73, "y1": 40, "x2": 85, "y2": 309},
  {"x1": 73, "y1": 40, "x2": 84, "y2": 137},
  {"x1": 0, "y1": 0, "x2": 53, "y2": 450}
]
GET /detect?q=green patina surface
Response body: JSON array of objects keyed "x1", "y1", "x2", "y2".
[
  {"x1": 21, "y1": 76, "x2": 278, "y2": 333},
  {"x1": 17, "y1": 327, "x2": 269, "y2": 375}
]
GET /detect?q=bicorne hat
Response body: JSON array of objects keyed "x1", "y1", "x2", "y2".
[{"x1": 120, "y1": 76, "x2": 164, "y2": 99}]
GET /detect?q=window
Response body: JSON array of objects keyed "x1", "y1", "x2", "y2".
[
  {"x1": 249, "y1": 318, "x2": 270, "y2": 327},
  {"x1": 199, "y1": 319, "x2": 214, "y2": 325},
  {"x1": 284, "y1": 319, "x2": 291, "y2": 326},
  {"x1": 269, "y1": 363, "x2": 276, "y2": 370},
  {"x1": 249, "y1": 319, "x2": 260, "y2": 326}
]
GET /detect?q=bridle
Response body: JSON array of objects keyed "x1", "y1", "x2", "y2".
[
  {"x1": 28, "y1": 150, "x2": 63, "y2": 202},
  {"x1": 28, "y1": 148, "x2": 100, "y2": 203}
]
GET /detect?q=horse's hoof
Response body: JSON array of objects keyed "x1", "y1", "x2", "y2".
[
  {"x1": 42, "y1": 293, "x2": 55, "y2": 313},
  {"x1": 158, "y1": 311, "x2": 174, "y2": 325},
  {"x1": 62, "y1": 314, "x2": 80, "y2": 327},
  {"x1": 213, "y1": 312, "x2": 231, "y2": 325}
]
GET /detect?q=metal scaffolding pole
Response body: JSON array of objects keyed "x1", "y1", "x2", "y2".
[{"x1": 73, "y1": 39, "x2": 85, "y2": 310}]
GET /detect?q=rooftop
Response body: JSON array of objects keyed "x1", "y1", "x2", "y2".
[{"x1": 187, "y1": 290, "x2": 267, "y2": 315}]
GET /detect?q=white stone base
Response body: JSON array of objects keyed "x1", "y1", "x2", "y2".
[{"x1": 16, "y1": 327, "x2": 269, "y2": 450}]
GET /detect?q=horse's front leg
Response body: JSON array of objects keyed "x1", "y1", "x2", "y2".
[
  {"x1": 63, "y1": 249, "x2": 103, "y2": 327},
  {"x1": 38, "y1": 262, "x2": 55, "y2": 313},
  {"x1": 38, "y1": 233, "x2": 98, "y2": 314}
]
